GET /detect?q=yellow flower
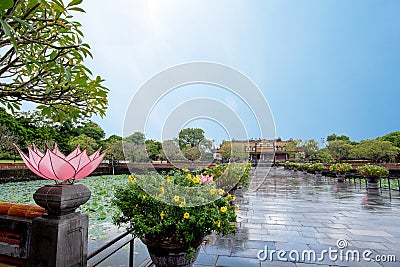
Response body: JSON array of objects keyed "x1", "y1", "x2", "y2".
[
  {"x1": 235, "y1": 206, "x2": 239, "y2": 211},
  {"x1": 142, "y1": 195, "x2": 147, "y2": 200},
  {"x1": 218, "y1": 189, "x2": 224, "y2": 195},
  {"x1": 174, "y1": 196, "x2": 180, "y2": 202},
  {"x1": 192, "y1": 177, "x2": 200, "y2": 183},
  {"x1": 128, "y1": 175, "x2": 136, "y2": 183},
  {"x1": 183, "y1": 168, "x2": 189, "y2": 173},
  {"x1": 166, "y1": 176, "x2": 171, "y2": 182},
  {"x1": 183, "y1": 212, "x2": 190, "y2": 219},
  {"x1": 215, "y1": 221, "x2": 221, "y2": 228},
  {"x1": 205, "y1": 167, "x2": 209, "y2": 170},
  {"x1": 186, "y1": 173, "x2": 192, "y2": 179},
  {"x1": 179, "y1": 201, "x2": 186, "y2": 207},
  {"x1": 157, "y1": 193, "x2": 163, "y2": 198},
  {"x1": 220, "y1": 206, "x2": 227, "y2": 213},
  {"x1": 232, "y1": 195, "x2": 236, "y2": 201},
  {"x1": 160, "y1": 187, "x2": 165, "y2": 193},
  {"x1": 160, "y1": 212, "x2": 165, "y2": 219},
  {"x1": 210, "y1": 189, "x2": 216, "y2": 195}
]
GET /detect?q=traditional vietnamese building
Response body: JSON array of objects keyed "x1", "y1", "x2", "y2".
[{"x1": 215, "y1": 138, "x2": 292, "y2": 163}]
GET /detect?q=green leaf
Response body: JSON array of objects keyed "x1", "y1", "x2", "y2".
[
  {"x1": 67, "y1": 0, "x2": 83, "y2": 7},
  {"x1": 5, "y1": 15, "x2": 35, "y2": 31},
  {"x1": 0, "y1": 18, "x2": 11, "y2": 36},
  {"x1": 0, "y1": 0, "x2": 13, "y2": 11},
  {"x1": 68, "y1": 7, "x2": 85, "y2": 13}
]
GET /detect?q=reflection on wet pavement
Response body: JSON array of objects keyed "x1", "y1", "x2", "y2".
[{"x1": 93, "y1": 167, "x2": 400, "y2": 266}]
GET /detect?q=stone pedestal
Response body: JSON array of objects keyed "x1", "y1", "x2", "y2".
[{"x1": 29, "y1": 184, "x2": 91, "y2": 267}]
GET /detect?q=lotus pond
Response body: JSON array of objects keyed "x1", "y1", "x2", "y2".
[{"x1": 0, "y1": 175, "x2": 130, "y2": 241}]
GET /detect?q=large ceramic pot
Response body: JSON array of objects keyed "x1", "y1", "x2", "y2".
[
  {"x1": 141, "y1": 237, "x2": 203, "y2": 267},
  {"x1": 336, "y1": 173, "x2": 346, "y2": 182},
  {"x1": 366, "y1": 176, "x2": 380, "y2": 189}
]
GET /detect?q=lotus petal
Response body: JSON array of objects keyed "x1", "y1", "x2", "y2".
[
  {"x1": 14, "y1": 144, "x2": 49, "y2": 179},
  {"x1": 26, "y1": 145, "x2": 42, "y2": 170},
  {"x1": 89, "y1": 147, "x2": 101, "y2": 161},
  {"x1": 52, "y1": 143, "x2": 66, "y2": 159},
  {"x1": 69, "y1": 149, "x2": 91, "y2": 172},
  {"x1": 32, "y1": 144, "x2": 44, "y2": 157},
  {"x1": 65, "y1": 145, "x2": 81, "y2": 161},
  {"x1": 38, "y1": 150, "x2": 75, "y2": 180},
  {"x1": 75, "y1": 148, "x2": 109, "y2": 180}
]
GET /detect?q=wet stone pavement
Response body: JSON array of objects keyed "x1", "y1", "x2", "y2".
[{"x1": 98, "y1": 167, "x2": 400, "y2": 267}]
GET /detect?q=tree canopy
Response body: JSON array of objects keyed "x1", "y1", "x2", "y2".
[
  {"x1": 0, "y1": 0, "x2": 108, "y2": 122},
  {"x1": 349, "y1": 139, "x2": 399, "y2": 163},
  {"x1": 178, "y1": 128, "x2": 205, "y2": 149}
]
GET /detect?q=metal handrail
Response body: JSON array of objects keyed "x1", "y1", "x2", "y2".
[{"x1": 88, "y1": 231, "x2": 135, "y2": 267}]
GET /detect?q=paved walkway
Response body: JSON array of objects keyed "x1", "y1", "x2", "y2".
[{"x1": 98, "y1": 167, "x2": 400, "y2": 266}]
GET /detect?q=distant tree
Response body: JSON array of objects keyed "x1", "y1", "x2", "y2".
[
  {"x1": 220, "y1": 141, "x2": 248, "y2": 162},
  {"x1": 0, "y1": 123, "x2": 19, "y2": 158},
  {"x1": 285, "y1": 139, "x2": 319, "y2": 161},
  {"x1": 105, "y1": 134, "x2": 122, "y2": 143},
  {"x1": 105, "y1": 139, "x2": 124, "y2": 162},
  {"x1": 0, "y1": 0, "x2": 108, "y2": 122},
  {"x1": 178, "y1": 128, "x2": 205, "y2": 149},
  {"x1": 199, "y1": 138, "x2": 214, "y2": 160},
  {"x1": 349, "y1": 139, "x2": 399, "y2": 163},
  {"x1": 161, "y1": 139, "x2": 184, "y2": 161},
  {"x1": 182, "y1": 145, "x2": 201, "y2": 161},
  {"x1": 326, "y1": 140, "x2": 353, "y2": 162},
  {"x1": 314, "y1": 149, "x2": 335, "y2": 163},
  {"x1": 327, "y1": 134, "x2": 350, "y2": 142},
  {"x1": 122, "y1": 142, "x2": 148, "y2": 162},
  {"x1": 76, "y1": 121, "x2": 105, "y2": 142},
  {"x1": 68, "y1": 134, "x2": 98, "y2": 155},
  {"x1": 145, "y1": 139, "x2": 162, "y2": 161},
  {"x1": 125, "y1": 132, "x2": 146, "y2": 145},
  {"x1": 302, "y1": 139, "x2": 319, "y2": 159},
  {"x1": 379, "y1": 131, "x2": 400, "y2": 148}
]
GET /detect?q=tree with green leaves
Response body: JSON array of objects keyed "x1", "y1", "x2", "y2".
[
  {"x1": 145, "y1": 139, "x2": 162, "y2": 161},
  {"x1": 314, "y1": 149, "x2": 335, "y2": 163},
  {"x1": 0, "y1": 123, "x2": 19, "y2": 158},
  {"x1": 285, "y1": 139, "x2": 319, "y2": 161},
  {"x1": 125, "y1": 132, "x2": 146, "y2": 145},
  {"x1": 327, "y1": 134, "x2": 350, "y2": 142},
  {"x1": 0, "y1": 0, "x2": 108, "y2": 122},
  {"x1": 76, "y1": 121, "x2": 105, "y2": 142},
  {"x1": 220, "y1": 141, "x2": 249, "y2": 162},
  {"x1": 349, "y1": 139, "x2": 399, "y2": 163},
  {"x1": 178, "y1": 128, "x2": 205, "y2": 149},
  {"x1": 379, "y1": 131, "x2": 400, "y2": 148},
  {"x1": 68, "y1": 134, "x2": 98, "y2": 155},
  {"x1": 161, "y1": 139, "x2": 184, "y2": 161},
  {"x1": 326, "y1": 140, "x2": 353, "y2": 162}
]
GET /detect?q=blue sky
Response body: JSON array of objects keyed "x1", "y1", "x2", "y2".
[{"x1": 69, "y1": 0, "x2": 400, "y2": 145}]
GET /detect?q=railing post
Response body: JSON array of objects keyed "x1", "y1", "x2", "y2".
[
  {"x1": 29, "y1": 184, "x2": 91, "y2": 267},
  {"x1": 129, "y1": 239, "x2": 134, "y2": 267}
]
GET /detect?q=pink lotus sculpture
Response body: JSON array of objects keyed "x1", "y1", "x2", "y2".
[{"x1": 14, "y1": 144, "x2": 109, "y2": 183}]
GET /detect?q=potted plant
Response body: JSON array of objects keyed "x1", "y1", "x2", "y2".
[
  {"x1": 309, "y1": 163, "x2": 325, "y2": 176},
  {"x1": 112, "y1": 166, "x2": 240, "y2": 267},
  {"x1": 299, "y1": 163, "x2": 311, "y2": 173},
  {"x1": 329, "y1": 163, "x2": 352, "y2": 182},
  {"x1": 357, "y1": 164, "x2": 389, "y2": 188}
]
